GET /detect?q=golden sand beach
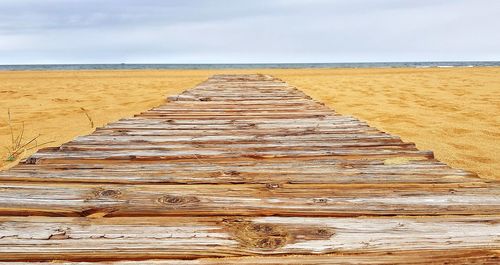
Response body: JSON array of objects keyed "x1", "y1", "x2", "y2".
[{"x1": 0, "y1": 67, "x2": 498, "y2": 179}]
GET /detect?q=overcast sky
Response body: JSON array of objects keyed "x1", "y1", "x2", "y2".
[{"x1": 0, "y1": 0, "x2": 499, "y2": 64}]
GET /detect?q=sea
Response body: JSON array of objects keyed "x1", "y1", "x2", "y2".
[{"x1": 0, "y1": 61, "x2": 499, "y2": 71}]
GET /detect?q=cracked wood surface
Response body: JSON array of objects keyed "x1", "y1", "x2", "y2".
[
  {"x1": 4, "y1": 251, "x2": 500, "y2": 264},
  {"x1": 0, "y1": 183, "x2": 498, "y2": 217},
  {"x1": 0, "y1": 74, "x2": 498, "y2": 263},
  {"x1": 0, "y1": 216, "x2": 499, "y2": 261}
]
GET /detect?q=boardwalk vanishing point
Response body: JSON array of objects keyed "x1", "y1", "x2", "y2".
[{"x1": 0, "y1": 74, "x2": 498, "y2": 264}]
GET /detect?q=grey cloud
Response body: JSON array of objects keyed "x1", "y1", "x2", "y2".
[{"x1": 0, "y1": 0, "x2": 499, "y2": 64}]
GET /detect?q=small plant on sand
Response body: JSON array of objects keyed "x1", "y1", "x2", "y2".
[
  {"x1": 4, "y1": 109, "x2": 53, "y2": 162},
  {"x1": 80, "y1": 107, "x2": 95, "y2": 128}
]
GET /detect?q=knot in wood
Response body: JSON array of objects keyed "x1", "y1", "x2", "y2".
[
  {"x1": 226, "y1": 221, "x2": 290, "y2": 250},
  {"x1": 314, "y1": 228, "x2": 335, "y2": 237},
  {"x1": 92, "y1": 188, "x2": 122, "y2": 199},
  {"x1": 255, "y1": 237, "x2": 286, "y2": 249},
  {"x1": 24, "y1": 157, "x2": 39, "y2": 165},
  {"x1": 156, "y1": 195, "x2": 200, "y2": 207},
  {"x1": 224, "y1": 170, "x2": 240, "y2": 176},
  {"x1": 222, "y1": 217, "x2": 245, "y2": 224},
  {"x1": 265, "y1": 183, "x2": 280, "y2": 189},
  {"x1": 250, "y1": 224, "x2": 277, "y2": 235},
  {"x1": 313, "y1": 198, "x2": 329, "y2": 204}
]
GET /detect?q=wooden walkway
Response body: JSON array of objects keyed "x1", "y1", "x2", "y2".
[{"x1": 0, "y1": 74, "x2": 498, "y2": 264}]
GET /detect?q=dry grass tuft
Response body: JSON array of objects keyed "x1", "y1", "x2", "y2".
[
  {"x1": 80, "y1": 107, "x2": 95, "y2": 128},
  {"x1": 4, "y1": 109, "x2": 54, "y2": 162}
]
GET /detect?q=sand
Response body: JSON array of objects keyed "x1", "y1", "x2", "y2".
[
  {"x1": 272, "y1": 68, "x2": 500, "y2": 180},
  {"x1": 0, "y1": 67, "x2": 498, "y2": 179},
  {"x1": 0, "y1": 70, "x2": 209, "y2": 169}
]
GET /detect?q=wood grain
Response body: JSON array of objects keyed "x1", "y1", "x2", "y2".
[
  {"x1": 0, "y1": 216, "x2": 498, "y2": 261},
  {"x1": 0, "y1": 74, "x2": 498, "y2": 263},
  {"x1": 0, "y1": 182, "x2": 498, "y2": 217}
]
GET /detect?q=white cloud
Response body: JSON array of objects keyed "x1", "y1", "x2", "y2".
[{"x1": 0, "y1": 0, "x2": 499, "y2": 64}]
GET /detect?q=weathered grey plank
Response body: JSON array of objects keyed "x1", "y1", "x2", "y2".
[
  {"x1": 0, "y1": 159, "x2": 479, "y2": 184},
  {"x1": 6, "y1": 250, "x2": 500, "y2": 264},
  {"x1": 0, "y1": 182, "x2": 498, "y2": 217},
  {"x1": 0, "y1": 216, "x2": 498, "y2": 261}
]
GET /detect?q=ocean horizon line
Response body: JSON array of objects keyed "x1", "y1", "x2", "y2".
[{"x1": 1, "y1": 61, "x2": 500, "y2": 71}]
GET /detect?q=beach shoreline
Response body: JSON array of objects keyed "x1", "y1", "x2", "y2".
[{"x1": 1, "y1": 67, "x2": 498, "y2": 179}]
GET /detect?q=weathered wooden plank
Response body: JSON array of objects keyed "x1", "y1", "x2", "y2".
[
  {"x1": 68, "y1": 134, "x2": 401, "y2": 143},
  {"x1": 23, "y1": 149, "x2": 434, "y2": 166},
  {"x1": 105, "y1": 118, "x2": 362, "y2": 127},
  {"x1": 164, "y1": 99, "x2": 314, "y2": 106},
  {"x1": 0, "y1": 183, "x2": 497, "y2": 217},
  {"x1": 150, "y1": 107, "x2": 323, "y2": 111},
  {"x1": 56, "y1": 143, "x2": 418, "y2": 152},
  {"x1": 89, "y1": 129, "x2": 382, "y2": 138},
  {"x1": 168, "y1": 96, "x2": 309, "y2": 101},
  {"x1": 105, "y1": 120, "x2": 369, "y2": 128},
  {"x1": 0, "y1": 159, "x2": 480, "y2": 184},
  {"x1": 134, "y1": 114, "x2": 335, "y2": 120},
  {"x1": 0, "y1": 216, "x2": 498, "y2": 261},
  {"x1": 6, "y1": 251, "x2": 499, "y2": 264},
  {"x1": 99, "y1": 124, "x2": 373, "y2": 131},
  {"x1": 6, "y1": 250, "x2": 500, "y2": 264}
]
